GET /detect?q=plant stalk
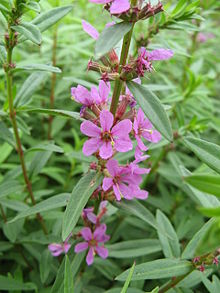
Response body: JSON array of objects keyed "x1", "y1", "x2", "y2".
[
  {"x1": 110, "y1": 24, "x2": 134, "y2": 116},
  {"x1": 5, "y1": 31, "x2": 48, "y2": 235}
]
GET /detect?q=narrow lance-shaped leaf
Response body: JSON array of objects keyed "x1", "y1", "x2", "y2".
[
  {"x1": 156, "y1": 209, "x2": 180, "y2": 258},
  {"x1": 32, "y1": 5, "x2": 73, "y2": 32},
  {"x1": 14, "y1": 64, "x2": 61, "y2": 73},
  {"x1": 116, "y1": 259, "x2": 193, "y2": 281},
  {"x1": 9, "y1": 193, "x2": 70, "y2": 223},
  {"x1": 0, "y1": 275, "x2": 37, "y2": 291},
  {"x1": 127, "y1": 82, "x2": 173, "y2": 141},
  {"x1": 95, "y1": 22, "x2": 133, "y2": 59},
  {"x1": 64, "y1": 255, "x2": 74, "y2": 293},
  {"x1": 121, "y1": 262, "x2": 136, "y2": 293},
  {"x1": 11, "y1": 22, "x2": 42, "y2": 45},
  {"x1": 182, "y1": 218, "x2": 215, "y2": 259},
  {"x1": 62, "y1": 172, "x2": 103, "y2": 240},
  {"x1": 199, "y1": 207, "x2": 220, "y2": 217},
  {"x1": 184, "y1": 174, "x2": 220, "y2": 198},
  {"x1": 14, "y1": 72, "x2": 48, "y2": 107},
  {"x1": 183, "y1": 137, "x2": 220, "y2": 174}
]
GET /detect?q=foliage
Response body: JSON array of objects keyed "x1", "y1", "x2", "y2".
[{"x1": 0, "y1": 0, "x2": 220, "y2": 292}]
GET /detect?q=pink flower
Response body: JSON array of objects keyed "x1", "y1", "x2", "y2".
[
  {"x1": 133, "y1": 108, "x2": 161, "y2": 151},
  {"x1": 80, "y1": 110, "x2": 133, "y2": 159},
  {"x1": 74, "y1": 224, "x2": 110, "y2": 266},
  {"x1": 137, "y1": 47, "x2": 173, "y2": 76},
  {"x1": 134, "y1": 147, "x2": 150, "y2": 163},
  {"x1": 102, "y1": 159, "x2": 148, "y2": 200},
  {"x1": 71, "y1": 81, "x2": 110, "y2": 107},
  {"x1": 48, "y1": 237, "x2": 71, "y2": 257},
  {"x1": 82, "y1": 201, "x2": 108, "y2": 224},
  {"x1": 89, "y1": 0, "x2": 130, "y2": 14}
]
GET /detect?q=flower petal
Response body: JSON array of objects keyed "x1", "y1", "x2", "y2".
[
  {"x1": 102, "y1": 177, "x2": 113, "y2": 191},
  {"x1": 87, "y1": 212, "x2": 97, "y2": 224},
  {"x1": 94, "y1": 224, "x2": 107, "y2": 241},
  {"x1": 82, "y1": 138, "x2": 101, "y2": 156},
  {"x1": 106, "y1": 159, "x2": 119, "y2": 177},
  {"x1": 48, "y1": 244, "x2": 62, "y2": 252},
  {"x1": 63, "y1": 243, "x2": 71, "y2": 254},
  {"x1": 99, "y1": 141, "x2": 113, "y2": 159},
  {"x1": 81, "y1": 227, "x2": 92, "y2": 241},
  {"x1": 96, "y1": 246, "x2": 108, "y2": 259},
  {"x1": 110, "y1": 0, "x2": 130, "y2": 14},
  {"x1": 114, "y1": 137, "x2": 133, "y2": 152},
  {"x1": 73, "y1": 85, "x2": 92, "y2": 106},
  {"x1": 100, "y1": 110, "x2": 114, "y2": 132},
  {"x1": 74, "y1": 242, "x2": 89, "y2": 253},
  {"x1": 112, "y1": 119, "x2": 132, "y2": 137},
  {"x1": 82, "y1": 20, "x2": 99, "y2": 40},
  {"x1": 86, "y1": 247, "x2": 94, "y2": 266},
  {"x1": 148, "y1": 49, "x2": 174, "y2": 61},
  {"x1": 80, "y1": 121, "x2": 101, "y2": 137},
  {"x1": 113, "y1": 184, "x2": 122, "y2": 201},
  {"x1": 99, "y1": 81, "x2": 110, "y2": 103},
  {"x1": 142, "y1": 129, "x2": 161, "y2": 143}
]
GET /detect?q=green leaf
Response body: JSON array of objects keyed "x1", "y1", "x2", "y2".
[
  {"x1": 19, "y1": 108, "x2": 82, "y2": 121},
  {"x1": 95, "y1": 22, "x2": 133, "y2": 59},
  {"x1": 62, "y1": 172, "x2": 103, "y2": 240},
  {"x1": 171, "y1": 0, "x2": 188, "y2": 18},
  {"x1": 14, "y1": 64, "x2": 61, "y2": 73},
  {"x1": 181, "y1": 218, "x2": 215, "y2": 259},
  {"x1": 0, "y1": 121, "x2": 15, "y2": 147},
  {"x1": 9, "y1": 193, "x2": 70, "y2": 223},
  {"x1": 21, "y1": 1, "x2": 41, "y2": 13},
  {"x1": 184, "y1": 174, "x2": 220, "y2": 197},
  {"x1": 117, "y1": 199, "x2": 157, "y2": 230},
  {"x1": 120, "y1": 262, "x2": 135, "y2": 293},
  {"x1": 116, "y1": 259, "x2": 193, "y2": 281},
  {"x1": 40, "y1": 249, "x2": 53, "y2": 284},
  {"x1": 32, "y1": 5, "x2": 73, "y2": 32},
  {"x1": 14, "y1": 72, "x2": 48, "y2": 107},
  {"x1": 64, "y1": 255, "x2": 74, "y2": 293},
  {"x1": 0, "y1": 180, "x2": 23, "y2": 200},
  {"x1": 183, "y1": 137, "x2": 220, "y2": 174},
  {"x1": 199, "y1": 207, "x2": 220, "y2": 217},
  {"x1": 26, "y1": 141, "x2": 64, "y2": 154},
  {"x1": 156, "y1": 210, "x2": 180, "y2": 258},
  {"x1": 0, "y1": 275, "x2": 37, "y2": 291},
  {"x1": 0, "y1": 45, "x2": 7, "y2": 64},
  {"x1": 12, "y1": 22, "x2": 42, "y2": 45},
  {"x1": 127, "y1": 82, "x2": 173, "y2": 141},
  {"x1": 107, "y1": 239, "x2": 161, "y2": 258},
  {"x1": 29, "y1": 150, "x2": 52, "y2": 178},
  {"x1": 145, "y1": 287, "x2": 159, "y2": 293}
]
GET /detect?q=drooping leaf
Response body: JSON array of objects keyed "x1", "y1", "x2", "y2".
[
  {"x1": 14, "y1": 72, "x2": 48, "y2": 107},
  {"x1": 184, "y1": 174, "x2": 220, "y2": 197},
  {"x1": 95, "y1": 22, "x2": 133, "y2": 59},
  {"x1": 9, "y1": 193, "x2": 70, "y2": 223},
  {"x1": 127, "y1": 82, "x2": 173, "y2": 141},
  {"x1": 183, "y1": 137, "x2": 220, "y2": 174},
  {"x1": 116, "y1": 259, "x2": 193, "y2": 281},
  {"x1": 40, "y1": 249, "x2": 53, "y2": 284},
  {"x1": 32, "y1": 5, "x2": 73, "y2": 32},
  {"x1": 120, "y1": 262, "x2": 135, "y2": 293},
  {"x1": 0, "y1": 121, "x2": 15, "y2": 147},
  {"x1": 14, "y1": 64, "x2": 61, "y2": 73},
  {"x1": 156, "y1": 210, "x2": 180, "y2": 258},
  {"x1": 181, "y1": 218, "x2": 215, "y2": 259},
  {"x1": 19, "y1": 108, "x2": 82, "y2": 121},
  {"x1": 11, "y1": 22, "x2": 42, "y2": 45},
  {"x1": 117, "y1": 199, "x2": 157, "y2": 230},
  {"x1": 26, "y1": 141, "x2": 64, "y2": 154},
  {"x1": 62, "y1": 172, "x2": 103, "y2": 240},
  {"x1": 0, "y1": 180, "x2": 23, "y2": 200},
  {"x1": 107, "y1": 239, "x2": 161, "y2": 258}
]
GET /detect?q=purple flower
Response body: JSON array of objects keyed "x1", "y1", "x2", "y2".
[
  {"x1": 82, "y1": 201, "x2": 107, "y2": 224},
  {"x1": 48, "y1": 238, "x2": 71, "y2": 257},
  {"x1": 137, "y1": 47, "x2": 173, "y2": 76},
  {"x1": 74, "y1": 224, "x2": 110, "y2": 266},
  {"x1": 102, "y1": 159, "x2": 148, "y2": 200},
  {"x1": 197, "y1": 32, "x2": 215, "y2": 43},
  {"x1": 134, "y1": 146, "x2": 150, "y2": 163},
  {"x1": 89, "y1": 0, "x2": 130, "y2": 14},
  {"x1": 80, "y1": 110, "x2": 133, "y2": 159},
  {"x1": 71, "y1": 81, "x2": 110, "y2": 107},
  {"x1": 133, "y1": 108, "x2": 161, "y2": 151}
]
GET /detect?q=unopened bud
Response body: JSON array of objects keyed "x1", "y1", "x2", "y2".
[{"x1": 108, "y1": 49, "x2": 119, "y2": 68}]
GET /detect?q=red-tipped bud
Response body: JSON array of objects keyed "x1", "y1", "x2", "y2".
[{"x1": 108, "y1": 49, "x2": 119, "y2": 68}]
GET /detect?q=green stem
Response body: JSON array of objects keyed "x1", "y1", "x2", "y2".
[
  {"x1": 110, "y1": 24, "x2": 134, "y2": 116},
  {"x1": 0, "y1": 204, "x2": 7, "y2": 223},
  {"x1": 5, "y1": 30, "x2": 48, "y2": 235}
]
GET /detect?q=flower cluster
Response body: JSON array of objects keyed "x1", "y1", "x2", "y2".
[{"x1": 49, "y1": 0, "x2": 173, "y2": 265}]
